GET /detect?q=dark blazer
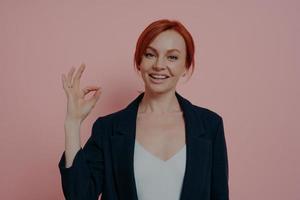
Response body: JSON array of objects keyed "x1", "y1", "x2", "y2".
[{"x1": 58, "y1": 91, "x2": 229, "y2": 200}]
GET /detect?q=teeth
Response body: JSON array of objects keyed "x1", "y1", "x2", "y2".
[{"x1": 150, "y1": 74, "x2": 168, "y2": 79}]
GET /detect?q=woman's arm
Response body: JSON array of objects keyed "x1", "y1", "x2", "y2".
[
  {"x1": 211, "y1": 116, "x2": 229, "y2": 200},
  {"x1": 59, "y1": 63, "x2": 103, "y2": 199},
  {"x1": 64, "y1": 118, "x2": 81, "y2": 168},
  {"x1": 58, "y1": 117, "x2": 105, "y2": 200}
]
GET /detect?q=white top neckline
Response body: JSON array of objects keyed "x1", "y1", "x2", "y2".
[
  {"x1": 133, "y1": 139, "x2": 187, "y2": 200},
  {"x1": 135, "y1": 140, "x2": 186, "y2": 164}
]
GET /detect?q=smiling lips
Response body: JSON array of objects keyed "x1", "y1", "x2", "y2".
[
  {"x1": 148, "y1": 73, "x2": 170, "y2": 84},
  {"x1": 149, "y1": 73, "x2": 170, "y2": 79}
]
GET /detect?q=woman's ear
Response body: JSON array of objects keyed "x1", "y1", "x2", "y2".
[{"x1": 182, "y1": 65, "x2": 188, "y2": 77}]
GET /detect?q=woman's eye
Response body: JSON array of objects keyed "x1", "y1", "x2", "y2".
[
  {"x1": 144, "y1": 53, "x2": 178, "y2": 60},
  {"x1": 169, "y1": 55, "x2": 178, "y2": 60},
  {"x1": 144, "y1": 53, "x2": 154, "y2": 58}
]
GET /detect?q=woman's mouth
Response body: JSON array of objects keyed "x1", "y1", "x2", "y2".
[{"x1": 149, "y1": 73, "x2": 170, "y2": 84}]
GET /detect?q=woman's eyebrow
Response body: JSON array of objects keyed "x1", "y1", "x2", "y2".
[{"x1": 147, "y1": 46, "x2": 181, "y2": 54}]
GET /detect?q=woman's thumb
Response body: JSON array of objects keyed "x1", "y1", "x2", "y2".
[{"x1": 87, "y1": 88, "x2": 102, "y2": 107}]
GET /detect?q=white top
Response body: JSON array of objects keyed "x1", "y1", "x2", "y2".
[{"x1": 133, "y1": 140, "x2": 186, "y2": 200}]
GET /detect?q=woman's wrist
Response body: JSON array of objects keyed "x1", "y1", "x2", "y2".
[
  {"x1": 64, "y1": 117, "x2": 82, "y2": 135},
  {"x1": 65, "y1": 115, "x2": 82, "y2": 125}
]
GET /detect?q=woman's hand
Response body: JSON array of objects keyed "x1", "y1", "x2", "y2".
[{"x1": 61, "y1": 63, "x2": 102, "y2": 124}]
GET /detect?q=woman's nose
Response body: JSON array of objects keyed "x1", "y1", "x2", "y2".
[{"x1": 153, "y1": 57, "x2": 167, "y2": 70}]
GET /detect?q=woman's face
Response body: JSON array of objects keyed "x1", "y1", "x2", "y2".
[{"x1": 138, "y1": 30, "x2": 187, "y2": 94}]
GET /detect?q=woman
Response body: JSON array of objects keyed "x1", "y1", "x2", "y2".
[{"x1": 58, "y1": 19, "x2": 229, "y2": 200}]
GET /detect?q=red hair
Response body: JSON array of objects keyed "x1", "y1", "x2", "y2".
[{"x1": 133, "y1": 19, "x2": 195, "y2": 78}]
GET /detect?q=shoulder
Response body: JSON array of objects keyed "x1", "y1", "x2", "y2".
[
  {"x1": 89, "y1": 111, "x2": 120, "y2": 140},
  {"x1": 91, "y1": 107, "x2": 128, "y2": 132},
  {"x1": 192, "y1": 104, "x2": 222, "y2": 121},
  {"x1": 191, "y1": 104, "x2": 223, "y2": 133},
  {"x1": 92, "y1": 111, "x2": 119, "y2": 130}
]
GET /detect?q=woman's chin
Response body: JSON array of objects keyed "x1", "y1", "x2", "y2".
[{"x1": 146, "y1": 84, "x2": 173, "y2": 94}]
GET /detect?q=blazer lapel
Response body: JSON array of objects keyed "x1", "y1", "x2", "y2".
[{"x1": 110, "y1": 91, "x2": 211, "y2": 200}]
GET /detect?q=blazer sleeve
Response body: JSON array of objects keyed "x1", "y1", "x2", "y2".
[
  {"x1": 58, "y1": 117, "x2": 105, "y2": 200},
  {"x1": 211, "y1": 116, "x2": 229, "y2": 200}
]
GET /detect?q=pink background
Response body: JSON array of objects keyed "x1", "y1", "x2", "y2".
[{"x1": 0, "y1": 0, "x2": 299, "y2": 199}]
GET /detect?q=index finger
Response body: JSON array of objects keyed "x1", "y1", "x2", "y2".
[{"x1": 73, "y1": 63, "x2": 86, "y2": 89}]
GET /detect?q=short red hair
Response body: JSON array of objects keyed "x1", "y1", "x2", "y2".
[{"x1": 133, "y1": 19, "x2": 195, "y2": 78}]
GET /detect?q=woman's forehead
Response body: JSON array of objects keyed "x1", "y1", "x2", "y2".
[
  {"x1": 146, "y1": 45, "x2": 182, "y2": 54},
  {"x1": 148, "y1": 33, "x2": 184, "y2": 51}
]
